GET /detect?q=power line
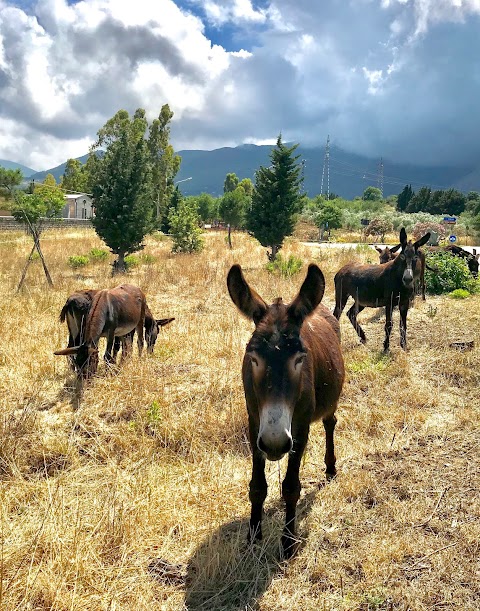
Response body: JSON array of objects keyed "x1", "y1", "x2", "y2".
[{"x1": 320, "y1": 135, "x2": 330, "y2": 199}]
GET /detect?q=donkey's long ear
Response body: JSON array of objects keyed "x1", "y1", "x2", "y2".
[
  {"x1": 54, "y1": 346, "x2": 80, "y2": 356},
  {"x1": 413, "y1": 232, "x2": 430, "y2": 249},
  {"x1": 399, "y1": 227, "x2": 407, "y2": 248},
  {"x1": 375, "y1": 247, "x2": 382, "y2": 254},
  {"x1": 227, "y1": 264, "x2": 268, "y2": 325},
  {"x1": 157, "y1": 317, "x2": 175, "y2": 327},
  {"x1": 288, "y1": 264, "x2": 325, "y2": 326},
  {"x1": 390, "y1": 243, "x2": 402, "y2": 254}
]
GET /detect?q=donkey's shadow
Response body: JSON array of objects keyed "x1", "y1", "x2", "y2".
[{"x1": 180, "y1": 490, "x2": 318, "y2": 610}]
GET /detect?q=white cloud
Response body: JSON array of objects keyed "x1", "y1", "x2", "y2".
[{"x1": 1, "y1": 0, "x2": 480, "y2": 170}]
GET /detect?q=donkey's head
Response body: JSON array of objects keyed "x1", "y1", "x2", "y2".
[
  {"x1": 54, "y1": 343, "x2": 98, "y2": 378},
  {"x1": 145, "y1": 317, "x2": 175, "y2": 354},
  {"x1": 376, "y1": 244, "x2": 401, "y2": 265},
  {"x1": 227, "y1": 264, "x2": 325, "y2": 461},
  {"x1": 397, "y1": 228, "x2": 430, "y2": 288}
]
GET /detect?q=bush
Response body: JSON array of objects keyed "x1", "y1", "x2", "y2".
[
  {"x1": 124, "y1": 254, "x2": 140, "y2": 270},
  {"x1": 266, "y1": 254, "x2": 303, "y2": 277},
  {"x1": 412, "y1": 222, "x2": 446, "y2": 243},
  {"x1": 449, "y1": 289, "x2": 470, "y2": 299},
  {"x1": 67, "y1": 255, "x2": 89, "y2": 269},
  {"x1": 139, "y1": 253, "x2": 156, "y2": 265},
  {"x1": 88, "y1": 247, "x2": 109, "y2": 262},
  {"x1": 425, "y1": 252, "x2": 478, "y2": 294}
]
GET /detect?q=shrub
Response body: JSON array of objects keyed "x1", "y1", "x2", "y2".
[
  {"x1": 266, "y1": 254, "x2": 303, "y2": 277},
  {"x1": 67, "y1": 255, "x2": 89, "y2": 269},
  {"x1": 449, "y1": 289, "x2": 470, "y2": 299},
  {"x1": 425, "y1": 252, "x2": 477, "y2": 294},
  {"x1": 139, "y1": 253, "x2": 156, "y2": 265},
  {"x1": 412, "y1": 222, "x2": 446, "y2": 243},
  {"x1": 365, "y1": 218, "x2": 393, "y2": 242},
  {"x1": 88, "y1": 247, "x2": 109, "y2": 262},
  {"x1": 124, "y1": 254, "x2": 140, "y2": 270}
]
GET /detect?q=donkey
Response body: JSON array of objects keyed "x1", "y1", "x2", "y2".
[
  {"x1": 375, "y1": 243, "x2": 428, "y2": 300},
  {"x1": 59, "y1": 289, "x2": 174, "y2": 370},
  {"x1": 443, "y1": 245, "x2": 479, "y2": 278},
  {"x1": 227, "y1": 264, "x2": 345, "y2": 558},
  {"x1": 334, "y1": 228, "x2": 430, "y2": 352},
  {"x1": 54, "y1": 284, "x2": 147, "y2": 378}
]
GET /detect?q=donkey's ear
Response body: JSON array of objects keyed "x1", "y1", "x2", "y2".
[
  {"x1": 414, "y1": 232, "x2": 430, "y2": 249},
  {"x1": 54, "y1": 347, "x2": 79, "y2": 356},
  {"x1": 375, "y1": 246, "x2": 382, "y2": 253},
  {"x1": 227, "y1": 264, "x2": 268, "y2": 325},
  {"x1": 390, "y1": 243, "x2": 402, "y2": 254},
  {"x1": 288, "y1": 264, "x2": 325, "y2": 326},
  {"x1": 157, "y1": 317, "x2": 175, "y2": 327},
  {"x1": 399, "y1": 228, "x2": 407, "y2": 247}
]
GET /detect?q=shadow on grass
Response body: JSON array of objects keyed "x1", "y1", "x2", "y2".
[{"x1": 182, "y1": 490, "x2": 317, "y2": 610}]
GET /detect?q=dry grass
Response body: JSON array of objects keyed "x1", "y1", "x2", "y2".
[{"x1": 0, "y1": 228, "x2": 479, "y2": 610}]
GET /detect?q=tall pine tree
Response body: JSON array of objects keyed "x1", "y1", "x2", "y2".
[
  {"x1": 91, "y1": 113, "x2": 154, "y2": 274},
  {"x1": 247, "y1": 135, "x2": 304, "y2": 261}
]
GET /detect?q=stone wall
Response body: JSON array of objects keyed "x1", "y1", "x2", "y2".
[{"x1": 0, "y1": 216, "x2": 93, "y2": 231}]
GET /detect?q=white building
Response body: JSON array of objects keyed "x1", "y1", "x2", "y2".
[{"x1": 63, "y1": 194, "x2": 94, "y2": 219}]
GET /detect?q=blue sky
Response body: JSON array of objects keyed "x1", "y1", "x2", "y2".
[{"x1": 1, "y1": 0, "x2": 480, "y2": 171}]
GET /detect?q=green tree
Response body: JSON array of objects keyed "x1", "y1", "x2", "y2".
[
  {"x1": 0, "y1": 166, "x2": 23, "y2": 199},
  {"x1": 407, "y1": 186, "x2": 432, "y2": 213},
  {"x1": 238, "y1": 178, "x2": 254, "y2": 197},
  {"x1": 148, "y1": 104, "x2": 181, "y2": 225},
  {"x1": 61, "y1": 158, "x2": 89, "y2": 193},
  {"x1": 363, "y1": 186, "x2": 383, "y2": 202},
  {"x1": 247, "y1": 135, "x2": 304, "y2": 261},
  {"x1": 11, "y1": 182, "x2": 65, "y2": 290},
  {"x1": 365, "y1": 217, "x2": 394, "y2": 242},
  {"x1": 90, "y1": 109, "x2": 154, "y2": 274},
  {"x1": 223, "y1": 173, "x2": 239, "y2": 193},
  {"x1": 162, "y1": 186, "x2": 183, "y2": 234},
  {"x1": 314, "y1": 201, "x2": 343, "y2": 237},
  {"x1": 194, "y1": 192, "x2": 218, "y2": 224},
  {"x1": 169, "y1": 197, "x2": 204, "y2": 253},
  {"x1": 397, "y1": 184, "x2": 414, "y2": 212},
  {"x1": 218, "y1": 187, "x2": 249, "y2": 248}
]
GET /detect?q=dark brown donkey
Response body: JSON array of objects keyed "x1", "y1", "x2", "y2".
[
  {"x1": 59, "y1": 289, "x2": 174, "y2": 370},
  {"x1": 227, "y1": 264, "x2": 345, "y2": 558},
  {"x1": 334, "y1": 228, "x2": 430, "y2": 351},
  {"x1": 54, "y1": 284, "x2": 147, "y2": 377},
  {"x1": 375, "y1": 243, "x2": 428, "y2": 300}
]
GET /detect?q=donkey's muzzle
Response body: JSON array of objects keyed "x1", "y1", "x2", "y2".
[{"x1": 257, "y1": 432, "x2": 293, "y2": 461}]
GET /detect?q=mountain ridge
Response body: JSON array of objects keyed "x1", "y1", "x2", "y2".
[{"x1": 5, "y1": 145, "x2": 479, "y2": 200}]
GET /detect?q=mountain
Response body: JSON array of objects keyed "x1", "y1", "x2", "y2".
[
  {"x1": 0, "y1": 159, "x2": 37, "y2": 177},
  {"x1": 25, "y1": 144, "x2": 478, "y2": 200}
]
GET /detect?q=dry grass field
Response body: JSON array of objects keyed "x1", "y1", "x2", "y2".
[{"x1": 0, "y1": 228, "x2": 479, "y2": 610}]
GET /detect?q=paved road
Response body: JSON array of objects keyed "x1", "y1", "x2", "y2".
[{"x1": 302, "y1": 242, "x2": 480, "y2": 255}]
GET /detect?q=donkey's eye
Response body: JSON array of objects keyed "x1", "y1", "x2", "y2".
[
  {"x1": 399, "y1": 254, "x2": 406, "y2": 261},
  {"x1": 294, "y1": 354, "x2": 306, "y2": 369}
]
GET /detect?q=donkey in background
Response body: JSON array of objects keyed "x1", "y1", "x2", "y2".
[
  {"x1": 59, "y1": 288, "x2": 174, "y2": 372},
  {"x1": 55, "y1": 284, "x2": 147, "y2": 378},
  {"x1": 228, "y1": 264, "x2": 345, "y2": 558},
  {"x1": 375, "y1": 243, "x2": 428, "y2": 301},
  {"x1": 335, "y1": 228, "x2": 430, "y2": 352}
]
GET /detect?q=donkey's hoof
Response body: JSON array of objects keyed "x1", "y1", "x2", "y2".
[{"x1": 281, "y1": 535, "x2": 299, "y2": 560}]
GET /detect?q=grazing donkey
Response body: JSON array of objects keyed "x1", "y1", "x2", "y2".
[
  {"x1": 227, "y1": 264, "x2": 345, "y2": 558},
  {"x1": 59, "y1": 288, "x2": 174, "y2": 370},
  {"x1": 334, "y1": 228, "x2": 430, "y2": 351},
  {"x1": 375, "y1": 243, "x2": 428, "y2": 300},
  {"x1": 54, "y1": 284, "x2": 147, "y2": 378},
  {"x1": 443, "y1": 245, "x2": 479, "y2": 278}
]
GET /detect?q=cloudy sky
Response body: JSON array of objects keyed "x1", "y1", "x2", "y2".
[{"x1": 1, "y1": 0, "x2": 479, "y2": 171}]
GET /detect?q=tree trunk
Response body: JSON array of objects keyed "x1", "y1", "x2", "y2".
[
  {"x1": 268, "y1": 244, "x2": 279, "y2": 262},
  {"x1": 112, "y1": 251, "x2": 126, "y2": 275},
  {"x1": 16, "y1": 243, "x2": 36, "y2": 293},
  {"x1": 34, "y1": 234, "x2": 54, "y2": 288},
  {"x1": 227, "y1": 224, "x2": 232, "y2": 249}
]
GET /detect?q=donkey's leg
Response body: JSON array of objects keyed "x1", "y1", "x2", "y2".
[
  {"x1": 104, "y1": 331, "x2": 116, "y2": 365},
  {"x1": 383, "y1": 303, "x2": 393, "y2": 352},
  {"x1": 323, "y1": 414, "x2": 337, "y2": 479},
  {"x1": 332, "y1": 285, "x2": 348, "y2": 320},
  {"x1": 112, "y1": 337, "x2": 121, "y2": 363},
  {"x1": 136, "y1": 321, "x2": 144, "y2": 357},
  {"x1": 347, "y1": 303, "x2": 366, "y2": 343},
  {"x1": 120, "y1": 331, "x2": 134, "y2": 361},
  {"x1": 399, "y1": 300, "x2": 409, "y2": 349},
  {"x1": 281, "y1": 431, "x2": 308, "y2": 559},
  {"x1": 247, "y1": 417, "x2": 267, "y2": 544}
]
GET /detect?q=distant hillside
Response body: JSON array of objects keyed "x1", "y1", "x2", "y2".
[
  {"x1": 25, "y1": 144, "x2": 477, "y2": 200},
  {"x1": 0, "y1": 159, "x2": 37, "y2": 177}
]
